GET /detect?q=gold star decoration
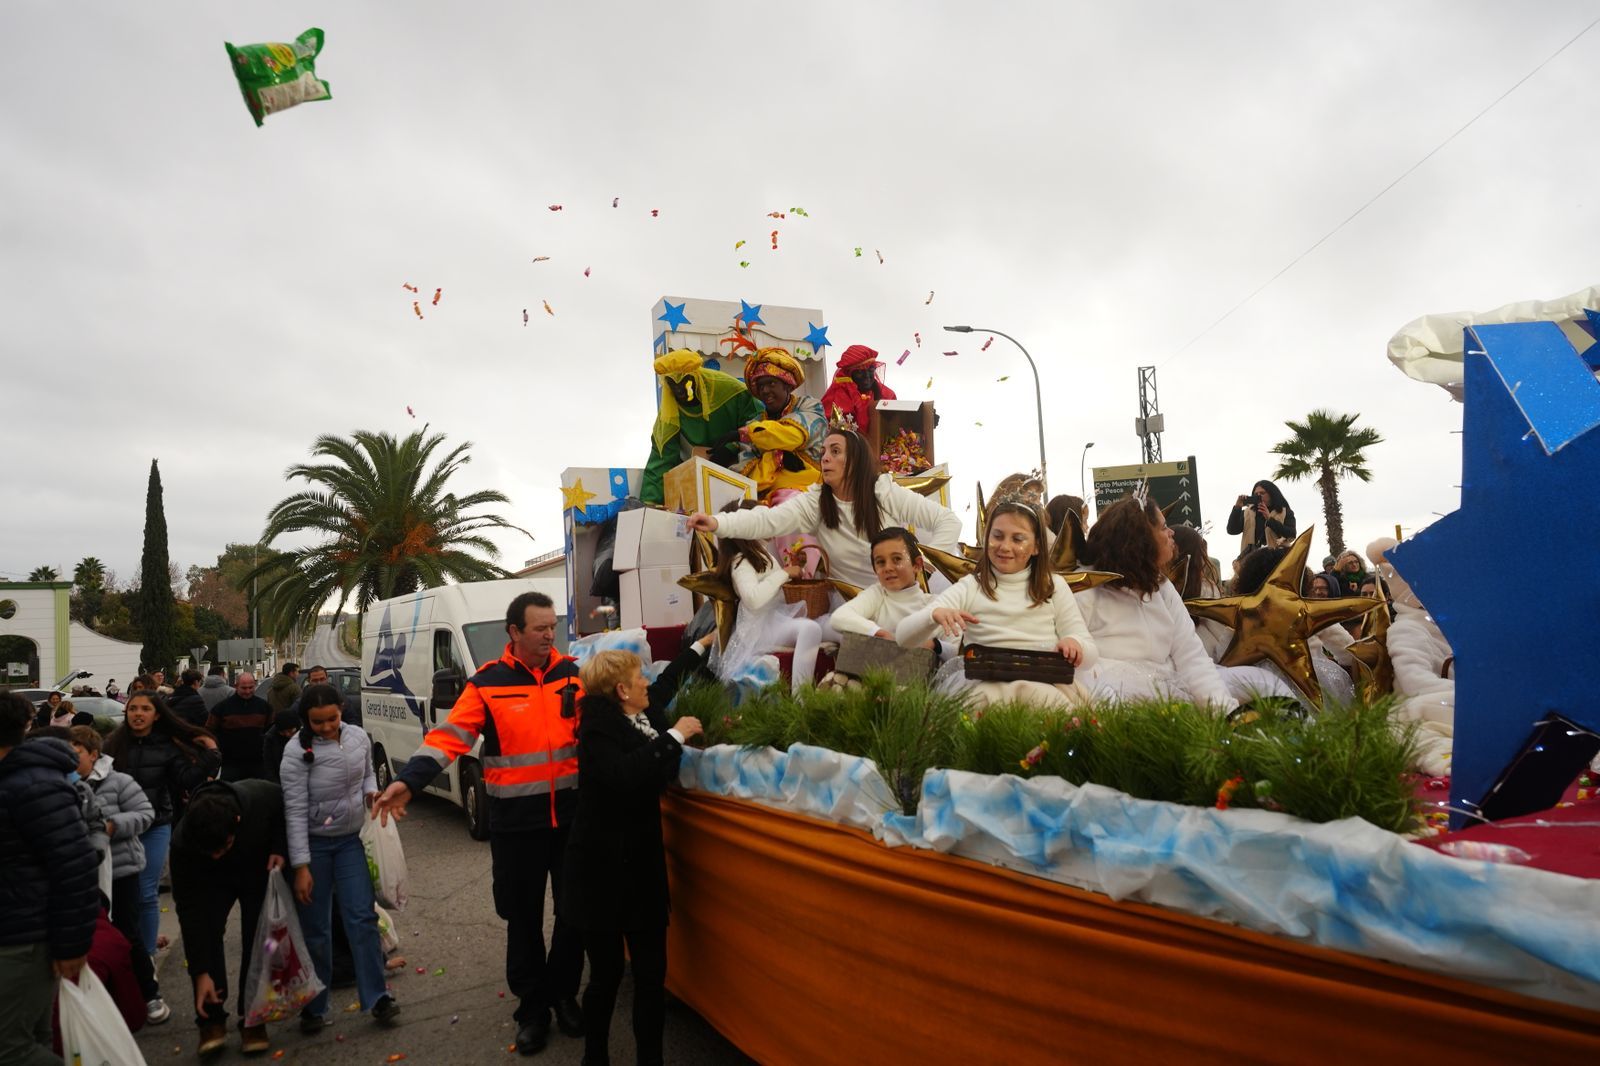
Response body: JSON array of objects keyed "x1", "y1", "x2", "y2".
[
  {"x1": 1046, "y1": 506, "x2": 1121, "y2": 593},
  {"x1": 1346, "y1": 585, "x2": 1395, "y2": 701},
  {"x1": 560, "y1": 477, "x2": 598, "y2": 514},
  {"x1": 677, "y1": 531, "x2": 738, "y2": 649},
  {"x1": 1185, "y1": 529, "x2": 1377, "y2": 707}
]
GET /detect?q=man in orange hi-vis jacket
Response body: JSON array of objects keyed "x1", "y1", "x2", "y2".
[{"x1": 373, "y1": 591, "x2": 586, "y2": 1056}]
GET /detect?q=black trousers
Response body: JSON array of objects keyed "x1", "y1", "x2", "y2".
[
  {"x1": 184, "y1": 873, "x2": 271, "y2": 1029},
  {"x1": 581, "y1": 925, "x2": 667, "y2": 1066},
  {"x1": 109, "y1": 873, "x2": 158, "y2": 1001},
  {"x1": 490, "y1": 826, "x2": 582, "y2": 1023}
]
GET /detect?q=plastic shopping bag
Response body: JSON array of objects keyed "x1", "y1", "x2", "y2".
[
  {"x1": 361, "y1": 814, "x2": 409, "y2": 911},
  {"x1": 95, "y1": 845, "x2": 113, "y2": 905},
  {"x1": 374, "y1": 903, "x2": 400, "y2": 955},
  {"x1": 58, "y1": 967, "x2": 148, "y2": 1066},
  {"x1": 240, "y1": 872, "x2": 324, "y2": 1027},
  {"x1": 223, "y1": 27, "x2": 331, "y2": 127}
]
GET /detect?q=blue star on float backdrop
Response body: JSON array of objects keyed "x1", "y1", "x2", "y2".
[
  {"x1": 1387, "y1": 321, "x2": 1600, "y2": 827},
  {"x1": 657, "y1": 299, "x2": 691, "y2": 333},
  {"x1": 739, "y1": 300, "x2": 764, "y2": 327},
  {"x1": 804, "y1": 322, "x2": 831, "y2": 353}
]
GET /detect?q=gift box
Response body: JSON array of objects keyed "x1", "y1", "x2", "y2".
[{"x1": 663, "y1": 456, "x2": 757, "y2": 515}]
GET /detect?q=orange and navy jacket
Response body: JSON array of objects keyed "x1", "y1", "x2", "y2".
[{"x1": 397, "y1": 643, "x2": 583, "y2": 833}]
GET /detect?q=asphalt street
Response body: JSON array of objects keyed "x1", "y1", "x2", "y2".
[{"x1": 136, "y1": 790, "x2": 752, "y2": 1065}]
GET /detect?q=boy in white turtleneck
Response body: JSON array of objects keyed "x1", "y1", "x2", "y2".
[
  {"x1": 831, "y1": 528, "x2": 938, "y2": 645},
  {"x1": 898, "y1": 502, "x2": 1097, "y2": 710}
]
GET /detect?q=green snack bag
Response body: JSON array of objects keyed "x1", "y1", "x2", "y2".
[{"x1": 224, "y1": 27, "x2": 330, "y2": 127}]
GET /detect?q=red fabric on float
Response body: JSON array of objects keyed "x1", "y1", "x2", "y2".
[{"x1": 663, "y1": 790, "x2": 1600, "y2": 1065}]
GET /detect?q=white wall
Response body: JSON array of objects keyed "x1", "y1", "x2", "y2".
[{"x1": 67, "y1": 622, "x2": 141, "y2": 692}]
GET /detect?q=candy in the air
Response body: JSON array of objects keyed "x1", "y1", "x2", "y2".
[
  {"x1": 925, "y1": 291, "x2": 934, "y2": 305},
  {"x1": 522, "y1": 309, "x2": 528, "y2": 326},
  {"x1": 913, "y1": 332, "x2": 921, "y2": 347},
  {"x1": 734, "y1": 240, "x2": 746, "y2": 250},
  {"x1": 224, "y1": 28, "x2": 331, "y2": 127},
  {"x1": 897, "y1": 350, "x2": 910, "y2": 366},
  {"x1": 853, "y1": 247, "x2": 862, "y2": 257},
  {"x1": 412, "y1": 302, "x2": 422, "y2": 320},
  {"x1": 770, "y1": 230, "x2": 779, "y2": 250},
  {"x1": 739, "y1": 261, "x2": 750, "y2": 269},
  {"x1": 531, "y1": 256, "x2": 550, "y2": 263},
  {"x1": 401, "y1": 283, "x2": 418, "y2": 293},
  {"x1": 875, "y1": 249, "x2": 884, "y2": 264},
  {"x1": 543, "y1": 300, "x2": 554, "y2": 316},
  {"x1": 548, "y1": 205, "x2": 563, "y2": 211},
  {"x1": 650, "y1": 209, "x2": 660, "y2": 217},
  {"x1": 432, "y1": 288, "x2": 442, "y2": 306},
  {"x1": 584, "y1": 267, "x2": 591, "y2": 278},
  {"x1": 612, "y1": 197, "x2": 619, "y2": 207}
]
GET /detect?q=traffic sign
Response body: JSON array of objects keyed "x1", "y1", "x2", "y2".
[{"x1": 1091, "y1": 455, "x2": 1203, "y2": 527}]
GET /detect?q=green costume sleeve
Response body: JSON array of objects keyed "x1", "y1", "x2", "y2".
[{"x1": 642, "y1": 425, "x2": 681, "y2": 505}]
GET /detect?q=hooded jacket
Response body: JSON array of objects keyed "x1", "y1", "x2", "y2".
[
  {"x1": 166, "y1": 684, "x2": 209, "y2": 727},
  {"x1": 87, "y1": 754, "x2": 154, "y2": 878},
  {"x1": 198, "y1": 674, "x2": 235, "y2": 712},
  {"x1": 0, "y1": 738, "x2": 101, "y2": 960},
  {"x1": 265, "y1": 672, "x2": 302, "y2": 715}
]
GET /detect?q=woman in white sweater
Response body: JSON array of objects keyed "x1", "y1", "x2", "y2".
[
  {"x1": 713, "y1": 501, "x2": 822, "y2": 693},
  {"x1": 898, "y1": 502, "x2": 1096, "y2": 710},
  {"x1": 1073, "y1": 497, "x2": 1236, "y2": 711},
  {"x1": 686, "y1": 427, "x2": 962, "y2": 594}
]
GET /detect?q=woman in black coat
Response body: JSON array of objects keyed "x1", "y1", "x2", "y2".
[{"x1": 563, "y1": 638, "x2": 709, "y2": 1066}]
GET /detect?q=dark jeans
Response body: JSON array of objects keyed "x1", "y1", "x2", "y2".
[
  {"x1": 581, "y1": 925, "x2": 667, "y2": 1066},
  {"x1": 185, "y1": 871, "x2": 274, "y2": 1029},
  {"x1": 109, "y1": 872, "x2": 159, "y2": 1001},
  {"x1": 490, "y1": 826, "x2": 582, "y2": 1024},
  {"x1": 0, "y1": 941, "x2": 58, "y2": 1066}
]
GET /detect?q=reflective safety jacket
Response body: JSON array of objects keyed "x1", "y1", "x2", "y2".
[{"x1": 397, "y1": 644, "x2": 584, "y2": 833}]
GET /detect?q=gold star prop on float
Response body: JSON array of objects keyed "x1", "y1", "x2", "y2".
[
  {"x1": 677, "y1": 531, "x2": 738, "y2": 649},
  {"x1": 892, "y1": 470, "x2": 952, "y2": 500},
  {"x1": 1185, "y1": 529, "x2": 1377, "y2": 707},
  {"x1": 1346, "y1": 586, "x2": 1395, "y2": 701},
  {"x1": 1046, "y1": 507, "x2": 1121, "y2": 592},
  {"x1": 560, "y1": 478, "x2": 598, "y2": 514}
]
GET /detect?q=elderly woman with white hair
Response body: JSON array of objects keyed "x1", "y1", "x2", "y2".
[{"x1": 562, "y1": 639, "x2": 710, "y2": 1066}]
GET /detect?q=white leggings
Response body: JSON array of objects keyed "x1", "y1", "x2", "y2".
[{"x1": 771, "y1": 615, "x2": 824, "y2": 693}]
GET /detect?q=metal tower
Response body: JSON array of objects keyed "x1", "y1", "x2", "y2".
[{"x1": 1135, "y1": 366, "x2": 1164, "y2": 464}]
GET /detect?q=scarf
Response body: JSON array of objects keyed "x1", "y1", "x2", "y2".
[{"x1": 650, "y1": 349, "x2": 752, "y2": 452}]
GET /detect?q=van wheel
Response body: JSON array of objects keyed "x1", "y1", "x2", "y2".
[
  {"x1": 462, "y1": 762, "x2": 490, "y2": 841},
  {"x1": 372, "y1": 744, "x2": 393, "y2": 791}
]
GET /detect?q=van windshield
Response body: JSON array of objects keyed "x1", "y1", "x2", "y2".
[{"x1": 462, "y1": 617, "x2": 570, "y2": 669}]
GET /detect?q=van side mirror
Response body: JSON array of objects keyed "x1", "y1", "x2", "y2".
[{"x1": 431, "y1": 668, "x2": 464, "y2": 706}]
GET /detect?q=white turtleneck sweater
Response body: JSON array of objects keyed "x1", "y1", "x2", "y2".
[
  {"x1": 897, "y1": 570, "x2": 1098, "y2": 668},
  {"x1": 830, "y1": 582, "x2": 935, "y2": 637},
  {"x1": 731, "y1": 556, "x2": 790, "y2": 612},
  {"x1": 711, "y1": 474, "x2": 962, "y2": 591},
  {"x1": 1074, "y1": 580, "x2": 1231, "y2": 707}
]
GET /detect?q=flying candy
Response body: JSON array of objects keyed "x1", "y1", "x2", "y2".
[
  {"x1": 981, "y1": 337, "x2": 994, "y2": 351},
  {"x1": 401, "y1": 283, "x2": 418, "y2": 293},
  {"x1": 432, "y1": 288, "x2": 442, "y2": 306},
  {"x1": 224, "y1": 27, "x2": 330, "y2": 127},
  {"x1": 583, "y1": 267, "x2": 591, "y2": 277},
  {"x1": 853, "y1": 247, "x2": 863, "y2": 257},
  {"x1": 914, "y1": 332, "x2": 921, "y2": 347},
  {"x1": 943, "y1": 351, "x2": 958, "y2": 357},
  {"x1": 543, "y1": 300, "x2": 554, "y2": 316},
  {"x1": 412, "y1": 301, "x2": 422, "y2": 320},
  {"x1": 406, "y1": 406, "x2": 414, "y2": 417},
  {"x1": 897, "y1": 349, "x2": 911, "y2": 366},
  {"x1": 612, "y1": 197, "x2": 619, "y2": 208},
  {"x1": 522, "y1": 309, "x2": 528, "y2": 326},
  {"x1": 531, "y1": 256, "x2": 550, "y2": 263},
  {"x1": 734, "y1": 240, "x2": 746, "y2": 250},
  {"x1": 925, "y1": 378, "x2": 933, "y2": 389},
  {"x1": 770, "y1": 230, "x2": 779, "y2": 250},
  {"x1": 875, "y1": 250, "x2": 884, "y2": 264},
  {"x1": 996, "y1": 375, "x2": 1010, "y2": 381},
  {"x1": 650, "y1": 209, "x2": 659, "y2": 217},
  {"x1": 789, "y1": 207, "x2": 809, "y2": 217},
  {"x1": 548, "y1": 205, "x2": 563, "y2": 211},
  {"x1": 767, "y1": 211, "x2": 786, "y2": 219},
  {"x1": 739, "y1": 261, "x2": 750, "y2": 268},
  {"x1": 925, "y1": 291, "x2": 935, "y2": 305}
]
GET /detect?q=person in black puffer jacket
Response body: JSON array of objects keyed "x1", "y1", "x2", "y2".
[
  {"x1": 103, "y1": 691, "x2": 220, "y2": 962},
  {"x1": 166, "y1": 669, "x2": 210, "y2": 728},
  {"x1": 0, "y1": 691, "x2": 100, "y2": 1066}
]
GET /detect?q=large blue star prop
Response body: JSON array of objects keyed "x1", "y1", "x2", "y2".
[
  {"x1": 804, "y1": 322, "x2": 831, "y2": 353},
  {"x1": 1388, "y1": 322, "x2": 1600, "y2": 827},
  {"x1": 657, "y1": 299, "x2": 691, "y2": 333},
  {"x1": 739, "y1": 300, "x2": 764, "y2": 327}
]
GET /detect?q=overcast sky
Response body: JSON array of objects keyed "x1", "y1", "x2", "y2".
[{"x1": 4, "y1": 1, "x2": 1598, "y2": 587}]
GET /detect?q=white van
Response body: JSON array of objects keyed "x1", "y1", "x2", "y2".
[{"x1": 361, "y1": 577, "x2": 567, "y2": 839}]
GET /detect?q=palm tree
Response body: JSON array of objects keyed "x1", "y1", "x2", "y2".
[
  {"x1": 74, "y1": 557, "x2": 106, "y2": 589},
  {"x1": 242, "y1": 429, "x2": 529, "y2": 639},
  {"x1": 1270, "y1": 410, "x2": 1383, "y2": 556},
  {"x1": 28, "y1": 566, "x2": 59, "y2": 582}
]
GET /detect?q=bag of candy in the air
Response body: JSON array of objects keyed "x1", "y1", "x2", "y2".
[{"x1": 224, "y1": 27, "x2": 330, "y2": 127}]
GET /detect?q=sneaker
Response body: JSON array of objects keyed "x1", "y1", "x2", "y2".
[
  {"x1": 197, "y1": 1022, "x2": 227, "y2": 1056},
  {"x1": 145, "y1": 997, "x2": 171, "y2": 1024},
  {"x1": 372, "y1": 994, "x2": 401, "y2": 1026},
  {"x1": 239, "y1": 1023, "x2": 270, "y2": 1054},
  {"x1": 300, "y1": 1012, "x2": 327, "y2": 1035}
]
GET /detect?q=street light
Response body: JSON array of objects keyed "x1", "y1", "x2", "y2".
[
  {"x1": 945, "y1": 325, "x2": 1048, "y2": 497},
  {"x1": 1080, "y1": 442, "x2": 1095, "y2": 502}
]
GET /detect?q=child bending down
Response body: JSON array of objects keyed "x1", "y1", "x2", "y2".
[
  {"x1": 715, "y1": 500, "x2": 823, "y2": 694},
  {"x1": 830, "y1": 527, "x2": 937, "y2": 645},
  {"x1": 898, "y1": 501, "x2": 1096, "y2": 710}
]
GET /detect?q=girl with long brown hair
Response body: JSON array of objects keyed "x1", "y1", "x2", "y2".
[
  {"x1": 898, "y1": 500, "x2": 1096, "y2": 710},
  {"x1": 1074, "y1": 496, "x2": 1236, "y2": 709},
  {"x1": 711, "y1": 500, "x2": 823, "y2": 693}
]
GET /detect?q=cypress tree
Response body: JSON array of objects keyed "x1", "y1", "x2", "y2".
[{"x1": 138, "y1": 459, "x2": 180, "y2": 673}]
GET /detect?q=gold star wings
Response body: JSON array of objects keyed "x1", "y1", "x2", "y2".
[
  {"x1": 1346, "y1": 584, "x2": 1395, "y2": 701},
  {"x1": 677, "y1": 531, "x2": 860, "y2": 650},
  {"x1": 1185, "y1": 529, "x2": 1376, "y2": 707}
]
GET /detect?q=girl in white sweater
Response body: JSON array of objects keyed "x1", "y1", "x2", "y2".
[
  {"x1": 713, "y1": 501, "x2": 822, "y2": 694},
  {"x1": 898, "y1": 502, "x2": 1096, "y2": 710},
  {"x1": 1073, "y1": 497, "x2": 1235, "y2": 710},
  {"x1": 687, "y1": 427, "x2": 963, "y2": 595}
]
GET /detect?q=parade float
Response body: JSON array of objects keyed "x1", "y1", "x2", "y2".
[{"x1": 560, "y1": 296, "x2": 1600, "y2": 1064}]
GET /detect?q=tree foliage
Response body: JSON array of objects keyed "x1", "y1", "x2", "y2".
[
  {"x1": 138, "y1": 460, "x2": 181, "y2": 673},
  {"x1": 243, "y1": 429, "x2": 528, "y2": 639},
  {"x1": 1269, "y1": 409, "x2": 1383, "y2": 555},
  {"x1": 28, "y1": 566, "x2": 59, "y2": 582}
]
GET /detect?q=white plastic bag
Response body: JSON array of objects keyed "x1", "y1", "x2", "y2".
[
  {"x1": 240, "y1": 872, "x2": 324, "y2": 1026},
  {"x1": 374, "y1": 902, "x2": 400, "y2": 955},
  {"x1": 58, "y1": 967, "x2": 148, "y2": 1066},
  {"x1": 360, "y1": 814, "x2": 409, "y2": 911},
  {"x1": 95, "y1": 845, "x2": 114, "y2": 904}
]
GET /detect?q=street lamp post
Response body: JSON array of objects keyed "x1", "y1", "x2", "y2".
[
  {"x1": 1080, "y1": 441, "x2": 1095, "y2": 502},
  {"x1": 945, "y1": 325, "x2": 1047, "y2": 497}
]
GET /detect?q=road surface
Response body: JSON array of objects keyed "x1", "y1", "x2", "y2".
[
  {"x1": 136, "y1": 789, "x2": 752, "y2": 1065},
  {"x1": 300, "y1": 621, "x2": 358, "y2": 669}
]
